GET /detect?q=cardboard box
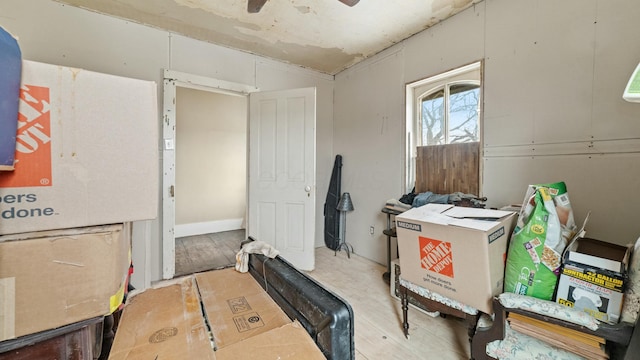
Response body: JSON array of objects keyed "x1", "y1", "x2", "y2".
[
  {"x1": 564, "y1": 237, "x2": 630, "y2": 273},
  {"x1": 108, "y1": 277, "x2": 215, "y2": 360},
  {"x1": 555, "y1": 238, "x2": 630, "y2": 324},
  {"x1": 195, "y1": 268, "x2": 291, "y2": 349},
  {"x1": 396, "y1": 204, "x2": 517, "y2": 314},
  {"x1": 109, "y1": 269, "x2": 326, "y2": 359},
  {"x1": 0, "y1": 27, "x2": 21, "y2": 171},
  {"x1": 0, "y1": 224, "x2": 129, "y2": 341},
  {"x1": 215, "y1": 321, "x2": 326, "y2": 360},
  {"x1": 0, "y1": 60, "x2": 158, "y2": 235}
]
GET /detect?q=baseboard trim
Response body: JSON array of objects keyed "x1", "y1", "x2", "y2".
[{"x1": 175, "y1": 219, "x2": 244, "y2": 238}]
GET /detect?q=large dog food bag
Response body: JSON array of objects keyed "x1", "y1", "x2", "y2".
[{"x1": 504, "y1": 182, "x2": 577, "y2": 300}]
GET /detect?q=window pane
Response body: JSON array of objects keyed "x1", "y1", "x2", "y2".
[
  {"x1": 448, "y1": 84, "x2": 479, "y2": 143},
  {"x1": 421, "y1": 89, "x2": 445, "y2": 145}
]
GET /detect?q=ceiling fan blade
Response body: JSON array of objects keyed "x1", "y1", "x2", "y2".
[
  {"x1": 248, "y1": 0, "x2": 268, "y2": 13},
  {"x1": 338, "y1": 0, "x2": 360, "y2": 6}
]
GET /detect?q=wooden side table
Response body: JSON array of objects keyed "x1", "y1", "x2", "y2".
[{"x1": 381, "y1": 207, "x2": 402, "y2": 284}]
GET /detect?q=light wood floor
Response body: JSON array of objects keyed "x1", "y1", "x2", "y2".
[
  {"x1": 174, "y1": 233, "x2": 470, "y2": 359},
  {"x1": 308, "y1": 247, "x2": 470, "y2": 360}
]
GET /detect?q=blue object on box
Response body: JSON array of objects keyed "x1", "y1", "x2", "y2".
[{"x1": 0, "y1": 26, "x2": 21, "y2": 171}]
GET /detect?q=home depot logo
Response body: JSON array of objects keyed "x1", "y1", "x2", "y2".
[
  {"x1": 419, "y1": 236, "x2": 454, "y2": 278},
  {"x1": 0, "y1": 84, "x2": 52, "y2": 188}
]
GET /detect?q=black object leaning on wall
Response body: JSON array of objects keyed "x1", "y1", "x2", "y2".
[{"x1": 324, "y1": 155, "x2": 342, "y2": 250}]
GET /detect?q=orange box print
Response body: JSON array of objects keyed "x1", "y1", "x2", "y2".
[
  {"x1": 0, "y1": 85, "x2": 52, "y2": 188},
  {"x1": 419, "y1": 236, "x2": 454, "y2": 278}
]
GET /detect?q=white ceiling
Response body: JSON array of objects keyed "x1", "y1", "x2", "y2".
[{"x1": 54, "y1": 0, "x2": 482, "y2": 75}]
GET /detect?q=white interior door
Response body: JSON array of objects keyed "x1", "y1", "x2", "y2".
[{"x1": 248, "y1": 87, "x2": 316, "y2": 271}]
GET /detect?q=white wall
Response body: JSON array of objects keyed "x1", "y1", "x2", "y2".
[
  {"x1": 334, "y1": 50, "x2": 407, "y2": 266},
  {"x1": 335, "y1": 0, "x2": 640, "y2": 266},
  {"x1": 0, "y1": 0, "x2": 334, "y2": 286},
  {"x1": 175, "y1": 88, "x2": 246, "y2": 235}
]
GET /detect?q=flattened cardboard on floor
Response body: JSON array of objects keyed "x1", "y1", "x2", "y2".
[
  {"x1": 195, "y1": 268, "x2": 291, "y2": 349},
  {"x1": 0, "y1": 60, "x2": 158, "y2": 235},
  {"x1": 108, "y1": 277, "x2": 215, "y2": 360},
  {"x1": 109, "y1": 268, "x2": 329, "y2": 359},
  {"x1": 396, "y1": 204, "x2": 517, "y2": 314},
  {"x1": 0, "y1": 224, "x2": 129, "y2": 341},
  {"x1": 215, "y1": 320, "x2": 326, "y2": 360}
]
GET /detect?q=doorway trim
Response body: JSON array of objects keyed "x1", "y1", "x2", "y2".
[{"x1": 162, "y1": 69, "x2": 258, "y2": 279}]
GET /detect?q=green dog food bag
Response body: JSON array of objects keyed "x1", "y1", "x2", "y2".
[{"x1": 504, "y1": 182, "x2": 577, "y2": 300}]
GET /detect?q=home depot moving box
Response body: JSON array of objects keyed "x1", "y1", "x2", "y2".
[
  {"x1": 109, "y1": 269, "x2": 326, "y2": 359},
  {"x1": 0, "y1": 60, "x2": 158, "y2": 235},
  {"x1": 396, "y1": 204, "x2": 517, "y2": 314},
  {"x1": 0, "y1": 224, "x2": 130, "y2": 341}
]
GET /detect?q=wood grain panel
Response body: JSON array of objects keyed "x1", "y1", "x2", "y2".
[{"x1": 415, "y1": 142, "x2": 479, "y2": 196}]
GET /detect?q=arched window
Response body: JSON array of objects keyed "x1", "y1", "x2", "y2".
[{"x1": 405, "y1": 62, "x2": 481, "y2": 192}]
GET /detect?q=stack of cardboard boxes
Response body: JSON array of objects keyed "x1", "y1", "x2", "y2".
[
  {"x1": 1, "y1": 59, "x2": 327, "y2": 359},
  {"x1": 0, "y1": 60, "x2": 158, "y2": 354},
  {"x1": 394, "y1": 203, "x2": 631, "y2": 320}
]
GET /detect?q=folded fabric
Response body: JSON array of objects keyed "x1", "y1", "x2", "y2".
[
  {"x1": 385, "y1": 199, "x2": 412, "y2": 212},
  {"x1": 235, "y1": 240, "x2": 280, "y2": 273},
  {"x1": 412, "y1": 191, "x2": 450, "y2": 207},
  {"x1": 385, "y1": 198, "x2": 411, "y2": 209},
  {"x1": 448, "y1": 192, "x2": 479, "y2": 202}
]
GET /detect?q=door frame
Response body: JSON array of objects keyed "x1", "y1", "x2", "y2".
[{"x1": 162, "y1": 69, "x2": 258, "y2": 279}]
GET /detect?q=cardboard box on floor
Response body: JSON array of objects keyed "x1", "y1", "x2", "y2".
[
  {"x1": 0, "y1": 224, "x2": 130, "y2": 341},
  {"x1": 0, "y1": 60, "x2": 158, "y2": 235},
  {"x1": 396, "y1": 204, "x2": 517, "y2": 314},
  {"x1": 109, "y1": 268, "x2": 326, "y2": 359}
]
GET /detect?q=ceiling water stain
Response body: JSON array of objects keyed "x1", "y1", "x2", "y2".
[
  {"x1": 295, "y1": 6, "x2": 311, "y2": 14},
  {"x1": 54, "y1": 0, "x2": 483, "y2": 75}
]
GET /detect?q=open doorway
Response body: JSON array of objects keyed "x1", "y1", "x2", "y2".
[
  {"x1": 162, "y1": 71, "x2": 317, "y2": 279},
  {"x1": 173, "y1": 87, "x2": 247, "y2": 276},
  {"x1": 162, "y1": 70, "x2": 257, "y2": 279}
]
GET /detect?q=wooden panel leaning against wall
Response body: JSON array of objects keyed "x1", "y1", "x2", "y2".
[{"x1": 415, "y1": 142, "x2": 479, "y2": 196}]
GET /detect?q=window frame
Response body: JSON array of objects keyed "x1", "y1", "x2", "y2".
[{"x1": 404, "y1": 61, "x2": 483, "y2": 193}]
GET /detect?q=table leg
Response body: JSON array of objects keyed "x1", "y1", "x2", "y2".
[
  {"x1": 401, "y1": 285, "x2": 409, "y2": 339},
  {"x1": 382, "y1": 212, "x2": 392, "y2": 283}
]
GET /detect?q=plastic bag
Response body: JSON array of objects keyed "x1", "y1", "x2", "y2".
[{"x1": 504, "y1": 182, "x2": 577, "y2": 300}]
